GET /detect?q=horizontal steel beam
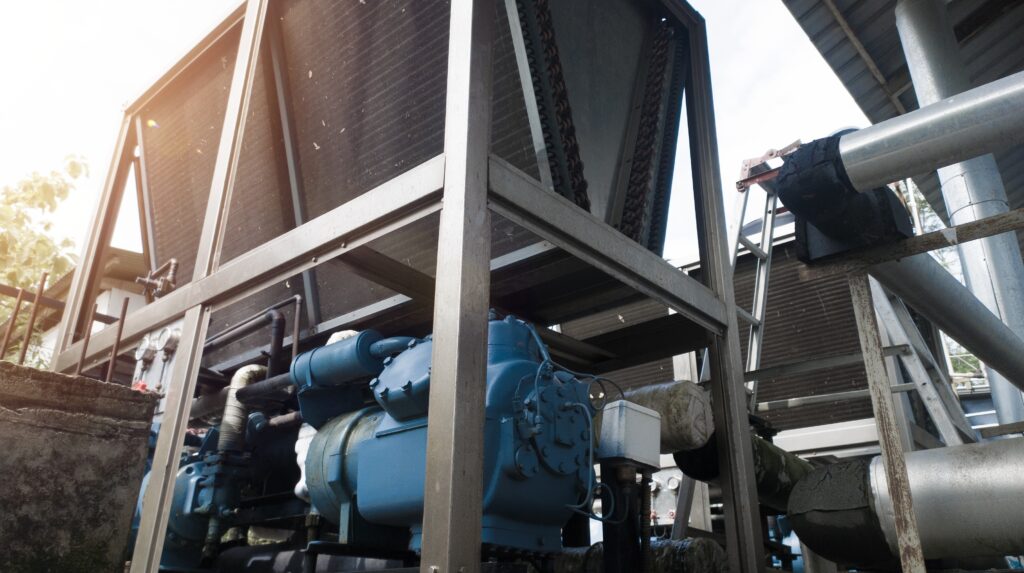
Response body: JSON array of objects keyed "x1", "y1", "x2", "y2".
[
  {"x1": 53, "y1": 155, "x2": 446, "y2": 373},
  {"x1": 757, "y1": 384, "x2": 914, "y2": 412},
  {"x1": 487, "y1": 155, "x2": 727, "y2": 335},
  {"x1": 744, "y1": 346, "x2": 909, "y2": 381},
  {"x1": 839, "y1": 69, "x2": 1024, "y2": 190},
  {"x1": 801, "y1": 206, "x2": 1024, "y2": 279}
]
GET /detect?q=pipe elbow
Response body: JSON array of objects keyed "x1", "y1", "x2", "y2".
[{"x1": 218, "y1": 364, "x2": 268, "y2": 452}]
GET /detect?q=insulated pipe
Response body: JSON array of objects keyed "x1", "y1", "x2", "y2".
[
  {"x1": 873, "y1": 254, "x2": 1024, "y2": 390},
  {"x1": 789, "y1": 438, "x2": 1024, "y2": 565},
  {"x1": 837, "y1": 68, "x2": 1024, "y2": 191},
  {"x1": 673, "y1": 433, "x2": 813, "y2": 512},
  {"x1": 892, "y1": 0, "x2": 1024, "y2": 423},
  {"x1": 622, "y1": 381, "x2": 713, "y2": 452},
  {"x1": 218, "y1": 364, "x2": 267, "y2": 452}
]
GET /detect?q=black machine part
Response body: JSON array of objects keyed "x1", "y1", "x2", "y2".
[{"x1": 774, "y1": 133, "x2": 914, "y2": 262}]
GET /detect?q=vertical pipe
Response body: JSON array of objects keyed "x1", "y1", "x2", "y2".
[
  {"x1": 75, "y1": 304, "x2": 97, "y2": 376},
  {"x1": 1, "y1": 289, "x2": 25, "y2": 359},
  {"x1": 419, "y1": 0, "x2": 494, "y2": 571},
  {"x1": 18, "y1": 273, "x2": 48, "y2": 365},
  {"x1": 640, "y1": 470, "x2": 653, "y2": 573},
  {"x1": 895, "y1": 0, "x2": 1024, "y2": 423},
  {"x1": 105, "y1": 297, "x2": 130, "y2": 383}
]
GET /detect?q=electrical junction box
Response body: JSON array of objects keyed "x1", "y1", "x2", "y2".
[{"x1": 598, "y1": 400, "x2": 662, "y2": 469}]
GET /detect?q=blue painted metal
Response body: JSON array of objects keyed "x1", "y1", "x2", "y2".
[
  {"x1": 290, "y1": 330, "x2": 384, "y2": 428},
  {"x1": 303, "y1": 315, "x2": 597, "y2": 552}
]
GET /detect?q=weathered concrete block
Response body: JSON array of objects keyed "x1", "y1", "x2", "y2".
[{"x1": 0, "y1": 361, "x2": 157, "y2": 573}]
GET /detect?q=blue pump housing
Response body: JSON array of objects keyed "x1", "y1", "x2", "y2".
[{"x1": 302, "y1": 315, "x2": 595, "y2": 552}]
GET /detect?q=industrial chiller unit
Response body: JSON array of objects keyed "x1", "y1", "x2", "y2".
[{"x1": 51, "y1": 0, "x2": 767, "y2": 571}]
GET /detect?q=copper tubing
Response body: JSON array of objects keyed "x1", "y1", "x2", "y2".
[
  {"x1": 17, "y1": 272, "x2": 47, "y2": 365},
  {"x1": 105, "y1": 297, "x2": 130, "y2": 383},
  {"x1": 0, "y1": 288, "x2": 25, "y2": 359}
]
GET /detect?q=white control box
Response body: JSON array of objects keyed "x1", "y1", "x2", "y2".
[{"x1": 597, "y1": 400, "x2": 662, "y2": 468}]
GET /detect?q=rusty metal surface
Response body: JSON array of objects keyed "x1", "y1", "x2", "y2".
[{"x1": 848, "y1": 273, "x2": 925, "y2": 573}]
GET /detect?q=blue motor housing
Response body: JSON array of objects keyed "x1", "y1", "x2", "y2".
[{"x1": 303, "y1": 315, "x2": 595, "y2": 552}]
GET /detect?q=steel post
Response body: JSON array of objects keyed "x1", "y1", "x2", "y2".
[
  {"x1": 18, "y1": 273, "x2": 48, "y2": 365},
  {"x1": 54, "y1": 115, "x2": 133, "y2": 357},
  {"x1": 848, "y1": 274, "x2": 925, "y2": 573},
  {"x1": 892, "y1": 0, "x2": 1024, "y2": 423},
  {"x1": 681, "y1": 11, "x2": 766, "y2": 571},
  {"x1": 190, "y1": 0, "x2": 271, "y2": 279},
  {"x1": 419, "y1": 0, "x2": 494, "y2": 570},
  {"x1": 0, "y1": 288, "x2": 25, "y2": 359},
  {"x1": 129, "y1": 306, "x2": 211, "y2": 572}
]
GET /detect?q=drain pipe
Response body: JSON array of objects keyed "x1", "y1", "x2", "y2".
[{"x1": 890, "y1": 0, "x2": 1024, "y2": 423}]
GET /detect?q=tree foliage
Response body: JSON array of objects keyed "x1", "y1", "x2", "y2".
[{"x1": 0, "y1": 157, "x2": 87, "y2": 364}]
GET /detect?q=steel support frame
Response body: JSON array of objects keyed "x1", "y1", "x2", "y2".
[
  {"x1": 849, "y1": 274, "x2": 926, "y2": 573},
  {"x1": 53, "y1": 0, "x2": 760, "y2": 570},
  {"x1": 669, "y1": 4, "x2": 767, "y2": 570}
]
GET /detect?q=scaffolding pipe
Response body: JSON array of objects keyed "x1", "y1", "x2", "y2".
[
  {"x1": 890, "y1": 0, "x2": 1024, "y2": 423},
  {"x1": 872, "y1": 254, "x2": 1024, "y2": 391},
  {"x1": 837, "y1": 68, "x2": 1024, "y2": 191}
]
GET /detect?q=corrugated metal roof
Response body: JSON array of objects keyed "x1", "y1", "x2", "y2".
[{"x1": 782, "y1": 0, "x2": 1024, "y2": 225}]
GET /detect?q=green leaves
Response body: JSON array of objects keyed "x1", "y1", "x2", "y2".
[{"x1": 0, "y1": 158, "x2": 85, "y2": 365}]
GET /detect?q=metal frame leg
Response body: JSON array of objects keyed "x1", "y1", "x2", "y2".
[
  {"x1": 419, "y1": 0, "x2": 495, "y2": 571},
  {"x1": 684, "y1": 14, "x2": 765, "y2": 572},
  {"x1": 129, "y1": 306, "x2": 211, "y2": 572},
  {"x1": 849, "y1": 274, "x2": 925, "y2": 573}
]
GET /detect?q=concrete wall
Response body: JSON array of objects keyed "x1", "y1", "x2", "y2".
[{"x1": 0, "y1": 362, "x2": 156, "y2": 572}]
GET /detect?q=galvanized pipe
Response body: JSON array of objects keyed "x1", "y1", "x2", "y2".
[
  {"x1": 891, "y1": 0, "x2": 1024, "y2": 423},
  {"x1": 869, "y1": 437, "x2": 1024, "y2": 559},
  {"x1": 837, "y1": 68, "x2": 1024, "y2": 191},
  {"x1": 790, "y1": 438, "x2": 1024, "y2": 564},
  {"x1": 872, "y1": 254, "x2": 1024, "y2": 390}
]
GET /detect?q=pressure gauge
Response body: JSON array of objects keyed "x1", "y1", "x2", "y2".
[
  {"x1": 134, "y1": 334, "x2": 156, "y2": 364},
  {"x1": 155, "y1": 327, "x2": 181, "y2": 355}
]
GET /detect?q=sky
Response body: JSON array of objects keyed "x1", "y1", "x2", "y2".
[{"x1": 0, "y1": 0, "x2": 867, "y2": 267}]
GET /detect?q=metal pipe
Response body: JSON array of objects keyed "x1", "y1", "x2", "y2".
[
  {"x1": 892, "y1": 0, "x2": 1024, "y2": 423},
  {"x1": 18, "y1": 273, "x2": 48, "y2": 365},
  {"x1": 75, "y1": 304, "x2": 97, "y2": 376},
  {"x1": 218, "y1": 364, "x2": 267, "y2": 452},
  {"x1": 0, "y1": 288, "x2": 25, "y2": 359},
  {"x1": 871, "y1": 437, "x2": 1024, "y2": 559},
  {"x1": 265, "y1": 310, "x2": 286, "y2": 377},
  {"x1": 790, "y1": 438, "x2": 1024, "y2": 564},
  {"x1": 674, "y1": 433, "x2": 813, "y2": 512},
  {"x1": 872, "y1": 254, "x2": 1024, "y2": 391},
  {"x1": 639, "y1": 470, "x2": 653, "y2": 573},
  {"x1": 621, "y1": 380, "x2": 713, "y2": 452},
  {"x1": 105, "y1": 297, "x2": 130, "y2": 383},
  {"x1": 837, "y1": 69, "x2": 1024, "y2": 191}
]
